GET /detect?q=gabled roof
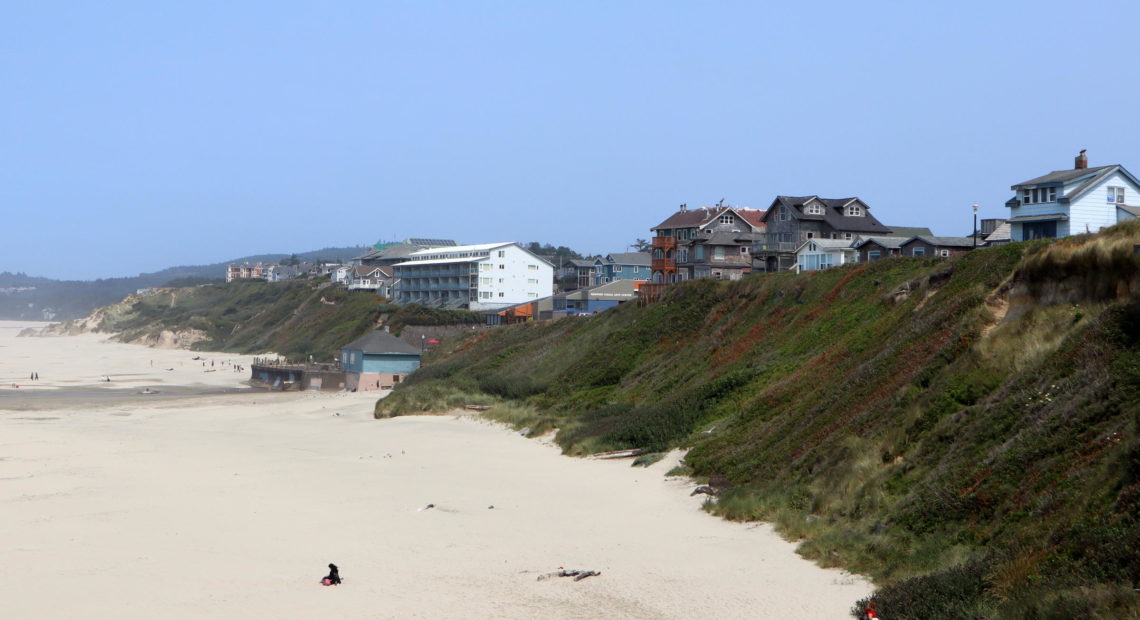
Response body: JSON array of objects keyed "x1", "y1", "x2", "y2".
[
  {"x1": 353, "y1": 265, "x2": 384, "y2": 277},
  {"x1": 883, "y1": 225, "x2": 934, "y2": 238},
  {"x1": 603, "y1": 252, "x2": 651, "y2": 266},
  {"x1": 903, "y1": 236, "x2": 976, "y2": 248},
  {"x1": 1009, "y1": 164, "x2": 1140, "y2": 206},
  {"x1": 565, "y1": 259, "x2": 595, "y2": 268},
  {"x1": 1012, "y1": 165, "x2": 1115, "y2": 188},
  {"x1": 341, "y1": 331, "x2": 421, "y2": 355},
  {"x1": 795, "y1": 238, "x2": 856, "y2": 253},
  {"x1": 763, "y1": 196, "x2": 892, "y2": 234},
  {"x1": 854, "y1": 235, "x2": 906, "y2": 250},
  {"x1": 652, "y1": 206, "x2": 765, "y2": 232}
]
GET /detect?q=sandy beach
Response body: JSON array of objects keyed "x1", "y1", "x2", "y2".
[{"x1": 0, "y1": 321, "x2": 871, "y2": 619}]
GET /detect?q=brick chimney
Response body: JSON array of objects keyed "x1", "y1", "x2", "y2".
[{"x1": 1075, "y1": 149, "x2": 1088, "y2": 170}]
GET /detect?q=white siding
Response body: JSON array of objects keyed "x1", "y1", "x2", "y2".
[
  {"x1": 1066, "y1": 170, "x2": 1138, "y2": 235},
  {"x1": 470, "y1": 244, "x2": 554, "y2": 311}
]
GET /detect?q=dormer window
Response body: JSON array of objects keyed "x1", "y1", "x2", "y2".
[
  {"x1": 1022, "y1": 187, "x2": 1058, "y2": 204},
  {"x1": 805, "y1": 203, "x2": 824, "y2": 215},
  {"x1": 845, "y1": 205, "x2": 864, "y2": 217},
  {"x1": 1108, "y1": 186, "x2": 1125, "y2": 203}
]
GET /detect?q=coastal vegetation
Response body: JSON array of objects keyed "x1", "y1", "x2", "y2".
[
  {"x1": 63, "y1": 280, "x2": 479, "y2": 361},
  {"x1": 376, "y1": 221, "x2": 1140, "y2": 618}
]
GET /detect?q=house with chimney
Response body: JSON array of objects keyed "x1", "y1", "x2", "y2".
[
  {"x1": 1005, "y1": 150, "x2": 1140, "y2": 241},
  {"x1": 648, "y1": 203, "x2": 766, "y2": 284},
  {"x1": 753, "y1": 196, "x2": 891, "y2": 272}
]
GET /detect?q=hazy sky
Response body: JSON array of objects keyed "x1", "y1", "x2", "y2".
[{"x1": 3, "y1": 1, "x2": 1138, "y2": 280}]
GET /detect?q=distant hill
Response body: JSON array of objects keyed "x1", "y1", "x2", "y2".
[{"x1": 0, "y1": 246, "x2": 367, "y2": 320}]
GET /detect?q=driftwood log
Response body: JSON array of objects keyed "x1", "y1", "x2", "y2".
[{"x1": 537, "y1": 569, "x2": 601, "y2": 582}]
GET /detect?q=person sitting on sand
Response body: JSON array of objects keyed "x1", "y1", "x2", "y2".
[{"x1": 321, "y1": 563, "x2": 341, "y2": 586}]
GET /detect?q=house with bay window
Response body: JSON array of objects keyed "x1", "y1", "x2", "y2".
[
  {"x1": 1005, "y1": 150, "x2": 1140, "y2": 241},
  {"x1": 648, "y1": 203, "x2": 766, "y2": 284}
]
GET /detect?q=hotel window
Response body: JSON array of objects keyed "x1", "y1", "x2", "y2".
[{"x1": 1108, "y1": 186, "x2": 1125, "y2": 203}]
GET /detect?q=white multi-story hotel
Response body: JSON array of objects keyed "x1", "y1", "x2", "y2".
[{"x1": 392, "y1": 242, "x2": 554, "y2": 310}]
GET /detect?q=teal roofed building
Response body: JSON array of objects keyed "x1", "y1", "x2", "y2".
[{"x1": 340, "y1": 331, "x2": 422, "y2": 391}]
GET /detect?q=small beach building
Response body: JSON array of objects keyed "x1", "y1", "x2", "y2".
[{"x1": 340, "y1": 331, "x2": 422, "y2": 391}]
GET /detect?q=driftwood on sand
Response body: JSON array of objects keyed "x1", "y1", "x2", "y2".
[
  {"x1": 537, "y1": 568, "x2": 601, "y2": 582},
  {"x1": 588, "y1": 448, "x2": 646, "y2": 460}
]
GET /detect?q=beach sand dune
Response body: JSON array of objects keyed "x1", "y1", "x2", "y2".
[{"x1": 0, "y1": 321, "x2": 871, "y2": 619}]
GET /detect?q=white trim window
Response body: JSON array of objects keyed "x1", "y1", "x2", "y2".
[
  {"x1": 805, "y1": 203, "x2": 824, "y2": 215},
  {"x1": 912, "y1": 247, "x2": 925, "y2": 257},
  {"x1": 938, "y1": 249, "x2": 951, "y2": 257},
  {"x1": 1023, "y1": 187, "x2": 1058, "y2": 204},
  {"x1": 845, "y1": 205, "x2": 864, "y2": 217},
  {"x1": 1108, "y1": 186, "x2": 1125, "y2": 203},
  {"x1": 719, "y1": 214, "x2": 733, "y2": 224},
  {"x1": 613, "y1": 265, "x2": 622, "y2": 272}
]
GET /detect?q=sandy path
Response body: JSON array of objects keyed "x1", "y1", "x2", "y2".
[{"x1": 0, "y1": 321, "x2": 871, "y2": 618}]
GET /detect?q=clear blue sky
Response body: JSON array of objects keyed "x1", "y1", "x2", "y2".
[{"x1": 3, "y1": 1, "x2": 1138, "y2": 280}]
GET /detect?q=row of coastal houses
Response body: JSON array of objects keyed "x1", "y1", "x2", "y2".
[{"x1": 645, "y1": 151, "x2": 1138, "y2": 286}]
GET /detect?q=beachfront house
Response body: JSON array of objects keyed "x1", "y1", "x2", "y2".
[
  {"x1": 854, "y1": 236, "x2": 906, "y2": 262},
  {"x1": 592, "y1": 252, "x2": 651, "y2": 285},
  {"x1": 393, "y1": 242, "x2": 554, "y2": 310},
  {"x1": 899, "y1": 236, "x2": 977, "y2": 258},
  {"x1": 753, "y1": 196, "x2": 891, "y2": 272},
  {"x1": 649, "y1": 203, "x2": 767, "y2": 284},
  {"x1": 794, "y1": 239, "x2": 858, "y2": 273},
  {"x1": 1005, "y1": 150, "x2": 1140, "y2": 241},
  {"x1": 340, "y1": 331, "x2": 422, "y2": 391}
]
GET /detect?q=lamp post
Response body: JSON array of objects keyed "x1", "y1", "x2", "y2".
[{"x1": 972, "y1": 203, "x2": 979, "y2": 249}]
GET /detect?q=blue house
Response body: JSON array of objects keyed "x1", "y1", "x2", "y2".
[
  {"x1": 1005, "y1": 150, "x2": 1140, "y2": 241},
  {"x1": 340, "y1": 331, "x2": 422, "y2": 391},
  {"x1": 592, "y1": 252, "x2": 651, "y2": 286}
]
